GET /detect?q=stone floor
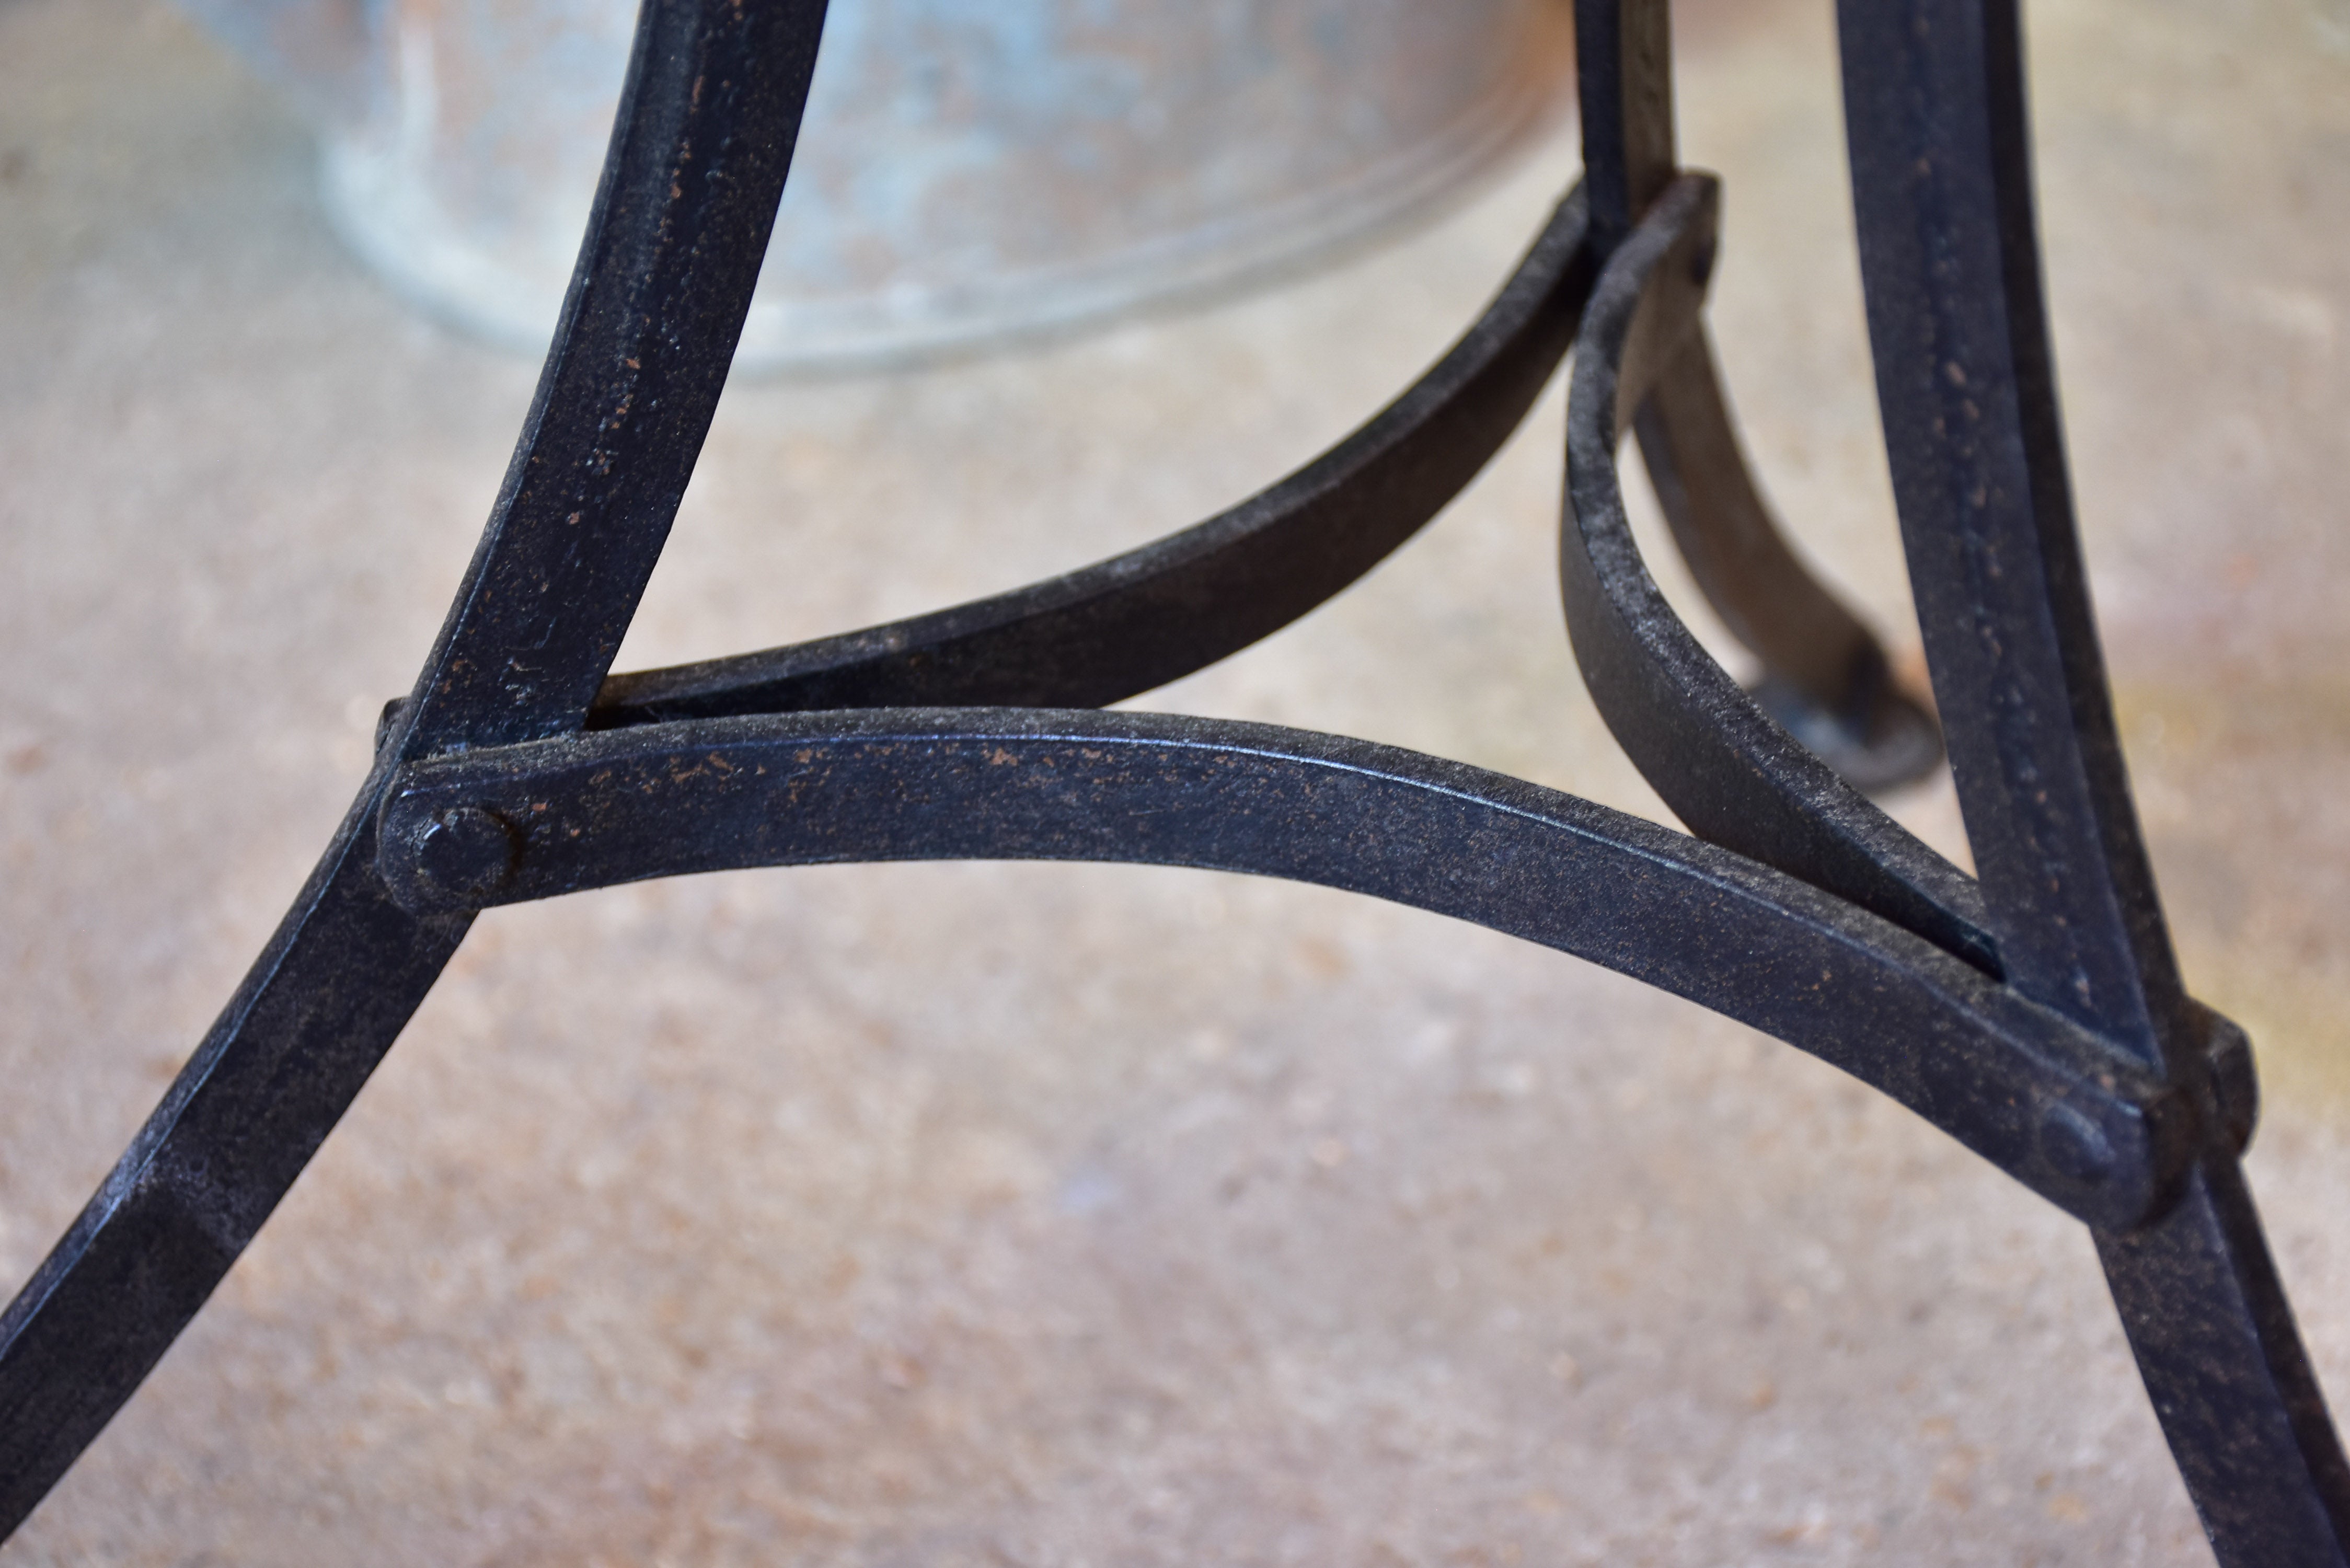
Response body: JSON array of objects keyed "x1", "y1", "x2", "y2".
[{"x1": 3, "y1": 0, "x2": 2348, "y2": 1563}]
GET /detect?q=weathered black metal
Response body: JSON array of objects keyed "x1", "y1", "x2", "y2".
[
  {"x1": 1575, "y1": 0, "x2": 1943, "y2": 796},
  {"x1": 370, "y1": 707, "x2": 2177, "y2": 1229},
  {"x1": 1560, "y1": 172, "x2": 2001, "y2": 978},
  {"x1": 0, "y1": 0, "x2": 835, "y2": 1534},
  {"x1": 1, "y1": 0, "x2": 2340, "y2": 1559},
  {"x1": 1838, "y1": 2, "x2": 2350, "y2": 1558},
  {"x1": 586, "y1": 186, "x2": 1598, "y2": 726}
]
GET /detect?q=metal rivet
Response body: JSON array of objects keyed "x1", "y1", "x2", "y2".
[
  {"x1": 2039, "y1": 1100, "x2": 2115, "y2": 1185},
  {"x1": 409, "y1": 806, "x2": 519, "y2": 902}
]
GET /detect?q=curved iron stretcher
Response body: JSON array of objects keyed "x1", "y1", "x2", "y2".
[{"x1": 1, "y1": 0, "x2": 2343, "y2": 1560}]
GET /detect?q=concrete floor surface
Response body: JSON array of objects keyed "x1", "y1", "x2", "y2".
[{"x1": 3, "y1": 0, "x2": 2348, "y2": 1563}]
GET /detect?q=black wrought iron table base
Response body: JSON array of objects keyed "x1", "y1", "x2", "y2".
[{"x1": 2, "y1": 1, "x2": 2343, "y2": 1561}]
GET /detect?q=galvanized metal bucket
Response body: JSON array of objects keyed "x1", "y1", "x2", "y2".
[{"x1": 185, "y1": 0, "x2": 1567, "y2": 369}]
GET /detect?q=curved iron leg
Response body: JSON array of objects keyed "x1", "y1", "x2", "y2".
[
  {"x1": 2099, "y1": 1159, "x2": 2350, "y2": 1561},
  {"x1": 1838, "y1": 0, "x2": 2350, "y2": 1557},
  {"x1": 0, "y1": 0, "x2": 835, "y2": 1535},
  {"x1": 0, "y1": 781, "x2": 469, "y2": 1536}
]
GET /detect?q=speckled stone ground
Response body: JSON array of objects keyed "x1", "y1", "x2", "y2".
[{"x1": 3, "y1": 0, "x2": 2348, "y2": 1563}]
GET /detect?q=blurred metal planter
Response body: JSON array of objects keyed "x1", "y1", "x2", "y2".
[{"x1": 183, "y1": 0, "x2": 1565, "y2": 370}]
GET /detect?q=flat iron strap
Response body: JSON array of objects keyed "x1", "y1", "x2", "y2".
[
  {"x1": 1576, "y1": 0, "x2": 1944, "y2": 794},
  {"x1": 1840, "y1": 3, "x2": 2350, "y2": 1561},
  {"x1": 375, "y1": 707, "x2": 2179, "y2": 1232},
  {"x1": 1561, "y1": 174, "x2": 1998, "y2": 975},
  {"x1": 589, "y1": 187, "x2": 1600, "y2": 724},
  {"x1": 1837, "y1": 0, "x2": 2185, "y2": 1066},
  {"x1": 399, "y1": 0, "x2": 832, "y2": 759}
]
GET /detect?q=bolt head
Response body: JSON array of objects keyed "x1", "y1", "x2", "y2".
[
  {"x1": 2039, "y1": 1099, "x2": 2117, "y2": 1186},
  {"x1": 409, "y1": 805, "x2": 519, "y2": 902}
]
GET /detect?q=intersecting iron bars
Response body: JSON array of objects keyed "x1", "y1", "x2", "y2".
[{"x1": 1, "y1": 0, "x2": 2343, "y2": 1561}]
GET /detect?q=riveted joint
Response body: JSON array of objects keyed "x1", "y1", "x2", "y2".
[
  {"x1": 378, "y1": 801, "x2": 521, "y2": 914},
  {"x1": 2049, "y1": 1005, "x2": 2263, "y2": 1237},
  {"x1": 2026, "y1": 1070, "x2": 2187, "y2": 1233},
  {"x1": 2038, "y1": 1096, "x2": 2119, "y2": 1186}
]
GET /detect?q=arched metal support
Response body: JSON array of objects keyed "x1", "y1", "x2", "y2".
[
  {"x1": 1574, "y1": 0, "x2": 1943, "y2": 794},
  {"x1": 370, "y1": 705, "x2": 2178, "y2": 1234},
  {"x1": 1636, "y1": 341, "x2": 1946, "y2": 791},
  {"x1": 590, "y1": 188, "x2": 1600, "y2": 724},
  {"x1": 1560, "y1": 174, "x2": 2000, "y2": 978}
]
